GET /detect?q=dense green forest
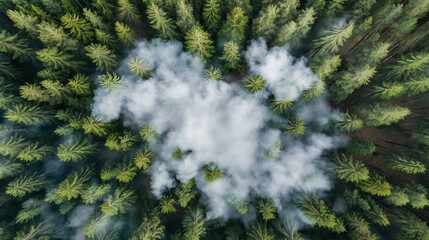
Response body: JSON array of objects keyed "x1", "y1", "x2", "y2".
[{"x1": 0, "y1": 0, "x2": 428, "y2": 239}]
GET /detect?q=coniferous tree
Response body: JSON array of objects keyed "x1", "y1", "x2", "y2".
[
  {"x1": 244, "y1": 75, "x2": 265, "y2": 93},
  {"x1": 312, "y1": 54, "x2": 341, "y2": 80},
  {"x1": 357, "y1": 173, "x2": 391, "y2": 196},
  {"x1": 185, "y1": 26, "x2": 215, "y2": 60},
  {"x1": 203, "y1": 0, "x2": 221, "y2": 34},
  {"x1": 37, "y1": 22, "x2": 78, "y2": 50},
  {"x1": 139, "y1": 123, "x2": 158, "y2": 142},
  {"x1": 68, "y1": 74, "x2": 92, "y2": 96},
  {"x1": 406, "y1": 184, "x2": 429, "y2": 209},
  {"x1": 57, "y1": 166, "x2": 94, "y2": 200},
  {"x1": 114, "y1": 159, "x2": 138, "y2": 183},
  {"x1": 6, "y1": 10, "x2": 39, "y2": 35},
  {"x1": 247, "y1": 222, "x2": 275, "y2": 240},
  {"x1": 183, "y1": 207, "x2": 206, "y2": 240},
  {"x1": 388, "y1": 52, "x2": 429, "y2": 79},
  {"x1": 253, "y1": 5, "x2": 279, "y2": 41},
  {"x1": 101, "y1": 189, "x2": 136, "y2": 216},
  {"x1": 405, "y1": 76, "x2": 429, "y2": 96},
  {"x1": 0, "y1": 159, "x2": 22, "y2": 179},
  {"x1": 37, "y1": 47, "x2": 82, "y2": 71},
  {"x1": 5, "y1": 104, "x2": 53, "y2": 125},
  {"x1": 386, "y1": 186, "x2": 409, "y2": 206},
  {"x1": 98, "y1": 72, "x2": 124, "y2": 91},
  {"x1": 82, "y1": 116, "x2": 110, "y2": 137},
  {"x1": 274, "y1": 221, "x2": 304, "y2": 240},
  {"x1": 332, "y1": 64, "x2": 376, "y2": 102},
  {"x1": 204, "y1": 66, "x2": 223, "y2": 81},
  {"x1": 219, "y1": 7, "x2": 248, "y2": 44},
  {"x1": 118, "y1": 0, "x2": 140, "y2": 23},
  {"x1": 392, "y1": 210, "x2": 429, "y2": 240},
  {"x1": 273, "y1": 21, "x2": 298, "y2": 46},
  {"x1": 371, "y1": 82, "x2": 404, "y2": 100},
  {"x1": 345, "y1": 212, "x2": 370, "y2": 236},
  {"x1": 134, "y1": 148, "x2": 154, "y2": 169},
  {"x1": 175, "y1": 179, "x2": 195, "y2": 208},
  {"x1": 132, "y1": 210, "x2": 165, "y2": 240},
  {"x1": 257, "y1": 198, "x2": 277, "y2": 221},
  {"x1": 95, "y1": 29, "x2": 118, "y2": 49},
  {"x1": 81, "y1": 183, "x2": 111, "y2": 205},
  {"x1": 330, "y1": 152, "x2": 369, "y2": 183},
  {"x1": 302, "y1": 80, "x2": 325, "y2": 102},
  {"x1": 284, "y1": 118, "x2": 306, "y2": 138},
  {"x1": 85, "y1": 44, "x2": 118, "y2": 71},
  {"x1": 299, "y1": 194, "x2": 339, "y2": 230},
  {"x1": 160, "y1": 194, "x2": 177, "y2": 214},
  {"x1": 6, "y1": 172, "x2": 46, "y2": 197},
  {"x1": 312, "y1": 21, "x2": 354, "y2": 55},
  {"x1": 176, "y1": 0, "x2": 198, "y2": 34},
  {"x1": 17, "y1": 143, "x2": 53, "y2": 162},
  {"x1": 83, "y1": 212, "x2": 111, "y2": 239},
  {"x1": 347, "y1": 137, "x2": 376, "y2": 155},
  {"x1": 270, "y1": 99, "x2": 293, "y2": 113},
  {"x1": 0, "y1": 31, "x2": 33, "y2": 62},
  {"x1": 128, "y1": 57, "x2": 150, "y2": 79},
  {"x1": 202, "y1": 163, "x2": 225, "y2": 182},
  {"x1": 16, "y1": 199, "x2": 42, "y2": 224},
  {"x1": 100, "y1": 160, "x2": 118, "y2": 181},
  {"x1": 386, "y1": 152, "x2": 425, "y2": 174},
  {"x1": 61, "y1": 13, "x2": 94, "y2": 43},
  {"x1": 0, "y1": 134, "x2": 29, "y2": 157},
  {"x1": 219, "y1": 41, "x2": 241, "y2": 71},
  {"x1": 115, "y1": 21, "x2": 137, "y2": 46},
  {"x1": 147, "y1": 3, "x2": 177, "y2": 39},
  {"x1": 57, "y1": 137, "x2": 97, "y2": 162},
  {"x1": 358, "y1": 103, "x2": 410, "y2": 127},
  {"x1": 92, "y1": 0, "x2": 115, "y2": 18},
  {"x1": 83, "y1": 8, "x2": 109, "y2": 31}
]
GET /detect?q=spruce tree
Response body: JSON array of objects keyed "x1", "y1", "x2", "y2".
[
  {"x1": 302, "y1": 80, "x2": 325, "y2": 102},
  {"x1": 405, "y1": 76, "x2": 429, "y2": 96},
  {"x1": 247, "y1": 222, "x2": 275, "y2": 240},
  {"x1": 0, "y1": 159, "x2": 22, "y2": 180},
  {"x1": 299, "y1": 194, "x2": 338, "y2": 229},
  {"x1": 312, "y1": 54, "x2": 342, "y2": 80},
  {"x1": 6, "y1": 172, "x2": 46, "y2": 197},
  {"x1": 332, "y1": 64, "x2": 376, "y2": 102},
  {"x1": 85, "y1": 44, "x2": 118, "y2": 71},
  {"x1": 115, "y1": 21, "x2": 137, "y2": 46},
  {"x1": 371, "y1": 82, "x2": 404, "y2": 100},
  {"x1": 61, "y1": 13, "x2": 94, "y2": 43},
  {"x1": 253, "y1": 5, "x2": 279, "y2": 41},
  {"x1": 82, "y1": 116, "x2": 110, "y2": 137},
  {"x1": 17, "y1": 143, "x2": 53, "y2": 162},
  {"x1": 92, "y1": 0, "x2": 115, "y2": 18},
  {"x1": 147, "y1": 3, "x2": 177, "y2": 39},
  {"x1": 37, "y1": 22, "x2": 78, "y2": 50},
  {"x1": 347, "y1": 137, "x2": 376, "y2": 155},
  {"x1": 388, "y1": 52, "x2": 429, "y2": 79},
  {"x1": 133, "y1": 211, "x2": 165, "y2": 240},
  {"x1": 128, "y1": 57, "x2": 150, "y2": 79},
  {"x1": 330, "y1": 152, "x2": 369, "y2": 182},
  {"x1": 81, "y1": 183, "x2": 111, "y2": 205},
  {"x1": 83, "y1": 8, "x2": 109, "y2": 31},
  {"x1": 257, "y1": 198, "x2": 277, "y2": 221},
  {"x1": 5, "y1": 104, "x2": 53, "y2": 125},
  {"x1": 83, "y1": 212, "x2": 111, "y2": 239},
  {"x1": 101, "y1": 189, "x2": 136, "y2": 216},
  {"x1": 202, "y1": 164, "x2": 225, "y2": 182},
  {"x1": 204, "y1": 66, "x2": 223, "y2": 81},
  {"x1": 358, "y1": 103, "x2": 410, "y2": 127},
  {"x1": 68, "y1": 74, "x2": 92, "y2": 96},
  {"x1": 160, "y1": 194, "x2": 177, "y2": 214},
  {"x1": 219, "y1": 7, "x2": 248, "y2": 44},
  {"x1": 183, "y1": 207, "x2": 206, "y2": 240},
  {"x1": 118, "y1": 0, "x2": 140, "y2": 23},
  {"x1": 95, "y1": 29, "x2": 118, "y2": 49},
  {"x1": 175, "y1": 179, "x2": 195, "y2": 208},
  {"x1": 386, "y1": 152, "x2": 425, "y2": 174},
  {"x1": 185, "y1": 26, "x2": 215, "y2": 60},
  {"x1": 6, "y1": 9, "x2": 39, "y2": 36},
  {"x1": 386, "y1": 186, "x2": 410, "y2": 206},
  {"x1": 357, "y1": 173, "x2": 391, "y2": 196},
  {"x1": 114, "y1": 159, "x2": 138, "y2": 183},
  {"x1": 176, "y1": 0, "x2": 198, "y2": 34},
  {"x1": 274, "y1": 21, "x2": 298, "y2": 46},
  {"x1": 57, "y1": 137, "x2": 97, "y2": 162},
  {"x1": 57, "y1": 166, "x2": 94, "y2": 200},
  {"x1": 270, "y1": 99, "x2": 293, "y2": 113},
  {"x1": 203, "y1": 0, "x2": 221, "y2": 34},
  {"x1": 312, "y1": 21, "x2": 354, "y2": 55},
  {"x1": 139, "y1": 123, "x2": 158, "y2": 142},
  {"x1": 406, "y1": 184, "x2": 429, "y2": 209},
  {"x1": 36, "y1": 47, "x2": 82, "y2": 71},
  {"x1": 134, "y1": 148, "x2": 153, "y2": 170},
  {"x1": 244, "y1": 75, "x2": 265, "y2": 93},
  {"x1": 392, "y1": 210, "x2": 429, "y2": 240},
  {"x1": 219, "y1": 41, "x2": 241, "y2": 71},
  {"x1": 0, "y1": 31, "x2": 33, "y2": 62},
  {"x1": 16, "y1": 199, "x2": 42, "y2": 224},
  {"x1": 284, "y1": 118, "x2": 306, "y2": 138},
  {"x1": 98, "y1": 72, "x2": 124, "y2": 91}
]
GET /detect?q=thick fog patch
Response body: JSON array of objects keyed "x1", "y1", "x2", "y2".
[{"x1": 92, "y1": 39, "x2": 343, "y2": 224}]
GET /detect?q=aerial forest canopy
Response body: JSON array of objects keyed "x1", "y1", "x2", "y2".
[{"x1": 0, "y1": 0, "x2": 428, "y2": 239}]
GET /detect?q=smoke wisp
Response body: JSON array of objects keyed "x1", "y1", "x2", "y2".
[{"x1": 92, "y1": 39, "x2": 343, "y2": 224}]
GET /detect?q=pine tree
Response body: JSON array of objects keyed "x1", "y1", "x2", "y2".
[
  {"x1": 83, "y1": 8, "x2": 109, "y2": 31},
  {"x1": 118, "y1": 0, "x2": 140, "y2": 23},
  {"x1": 139, "y1": 123, "x2": 158, "y2": 142},
  {"x1": 219, "y1": 41, "x2": 241, "y2": 71},
  {"x1": 176, "y1": 0, "x2": 198, "y2": 34},
  {"x1": 247, "y1": 222, "x2": 275, "y2": 240},
  {"x1": 92, "y1": 0, "x2": 115, "y2": 18},
  {"x1": 115, "y1": 21, "x2": 136, "y2": 46},
  {"x1": 0, "y1": 31, "x2": 33, "y2": 62},
  {"x1": 6, "y1": 172, "x2": 46, "y2": 197},
  {"x1": 202, "y1": 164, "x2": 225, "y2": 182},
  {"x1": 244, "y1": 75, "x2": 265, "y2": 93},
  {"x1": 85, "y1": 44, "x2": 118, "y2": 71},
  {"x1": 284, "y1": 118, "x2": 306, "y2": 138},
  {"x1": 302, "y1": 80, "x2": 325, "y2": 102},
  {"x1": 392, "y1": 210, "x2": 429, "y2": 240},
  {"x1": 257, "y1": 198, "x2": 277, "y2": 221},
  {"x1": 134, "y1": 148, "x2": 153, "y2": 169},
  {"x1": 361, "y1": 43, "x2": 389, "y2": 66},
  {"x1": 147, "y1": 3, "x2": 177, "y2": 39},
  {"x1": 332, "y1": 64, "x2": 376, "y2": 102},
  {"x1": 185, "y1": 26, "x2": 215, "y2": 60},
  {"x1": 128, "y1": 57, "x2": 150, "y2": 79},
  {"x1": 345, "y1": 212, "x2": 370, "y2": 235},
  {"x1": 5, "y1": 104, "x2": 53, "y2": 125},
  {"x1": 330, "y1": 152, "x2": 369, "y2": 182},
  {"x1": 100, "y1": 160, "x2": 118, "y2": 181},
  {"x1": 358, "y1": 103, "x2": 410, "y2": 127},
  {"x1": 81, "y1": 183, "x2": 111, "y2": 205},
  {"x1": 37, "y1": 47, "x2": 82, "y2": 71},
  {"x1": 386, "y1": 186, "x2": 410, "y2": 206},
  {"x1": 68, "y1": 73, "x2": 92, "y2": 96},
  {"x1": 40, "y1": 79, "x2": 70, "y2": 104},
  {"x1": 299, "y1": 194, "x2": 337, "y2": 229},
  {"x1": 160, "y1": 194, "x2": 177, "y2": 214},
  {"x1": 294, "y1": 7, "x2": 316, "y2": 39},
  {"x1": 406, "y1": 184, "x2": 429, "y2": 209},
  {"x1": 273, "y1": 21, "x2": 298, "y2": 46},
  {"x1": 405, "y1": 76, "x2": 429, "y2": 96},
  {"x1": 82, "y1": 116, "x2": 110, "y2": 137},
  {"x1": 347, "y1": 137, "x2": 376, "y2": 155},
  {"x1": 203, "y1": 0, "x2": 221, "y2": 34},
  {"x1": 61, "y1": 13, "x2": 94, "y2": 43},
  {"x1": 16, "y1": 199, "x2": 42, "y2": 224},
  {"x1": 253, "y1": 5, "x2": 279, "y2": 41},
  {"x1": 357, "y1": 173, "x2": 391, "y2": 196},
  {"x1": 274, "y1": 221, "x2": 304, "y2": 240},
  {"x1": 175, "y1": 179, "x2": 195, "y2": 208},
  {"x1": 388, "y1": 52, "x2": 429, "y2": 79},
  {"x1": 312, "y1": 21, "x2": 354, "y2": 55},
  {"x1": 312, "y1": 55, "x2": 342, "y2": 80},
  {"x1": 98, "y1": 72, "x2": 124, "y2": 91},
  {"x1": 57, "y1": 137, "x2": 97, "y2": 162},
  {"x1": 386, "y1": 152, "x2": 425, "y2": 174},
  {"x1": 101, "y1": 189, "x2": 136, "y2": 216},
  {"x1": 371, "y1": 82, "x2": 404, "y2": 100},
  {"x1": 183, "y1": 207, "x2": 206, "y2": 240},
  {"x1": 17, "y1": 143, "x2": 53, "y2": 162},
  {"x1": 343, "y1": 189, "x2": 370, "y2": 211},
  {"x1": 171, "y1": 148, "x2": 183, "y2": 159},
  {"x1": 95, "y1": 29, "x2": 118, "y2": 49},
  {"x1": 37, "y1": 22, "x2": 78, "y2": 50},
  {"x1": 0, "y1": 134, "x2": 29, "y2": 157},
  {"x1": 83, "y1": 212, "x2": 111, "y2": 239},
  {"x1": 204, "y1": 66, "x2": 223, "y2": 81},
  {"x1": 115, "y1": 159, "x2": 138, "y2": 183},
  {"x1": 219, "y1": 7, "x2": 248, "y2": 44},
  {"x1": 57, "y1": 166, "x2": 94, "y2": 200},
  {"x1": 270, "y1": 98, "x2": 293, "y2": 113},
  {"x1": 6, "y1": 9, "x2": 39, "y2": 35},
  {"x1": 133, "y1": 210, "x2": 165, "y2": 240}
]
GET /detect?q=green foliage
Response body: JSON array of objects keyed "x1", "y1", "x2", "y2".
[
  {"x1": 332, "y1": 64, "x2": 376, "y2": 102},
  {"x1": 61, "y1": 13, "x2": 94, "y2": 43},
  {"x1": 244, "y1": 75, "x2": 265, "y2": 93},
  {"x1": 83, "y1": 212, "x2": 111, "y2": 239},
  {"x1": 68, "y1": 74, "x2": 92, "y2": 96},
  {"x1": 17, "y1": 143, "x2": 53, "y2": 162},
  {"x1": 118, "y1": 0, "x2": 140, "y2": 23},
  {"x1": 247, "y1": 222, "x2": 275, "y2": 240},
  {"x1": 257, "y1": 198, "x2": 276, "y2": 221},
  {"x1": 202, "y1": 164, "x2": 225, "y2": 182},
  {"x1": 330, "y1": 152, "x2": 369, "y2": 182},
  {"x1": 183, "y1": 207, "x2": 206, "y2": 240},
  {"x1": 312, "y1": 21, "x2": 354, "y2": 55},
  {"x1": 115, "y1": 159, "x2": 138, "y2": 183},
  {"x1": 219, "y1": 7, "x2": 248, "y2": 44},
  {"x1": 171, "y1": 148, "x2": 183, "y2": 159},
  {"x1": 388, "y1": 52, "x2": 429, "y2": 79},
  {"x1": 98, "y1": 72, "x2": 124, "y2": 91},
  {"x1": 302, "y1": 80, "x2": 325, "y2": 102},
  {"x1": 343, "y1": 189, "x2": 370, "y2": 211},
  {"x1": 82, "y1": 116, "x2": 110, "y2": 136},
  {"x1": 0, "y1": 134, "x2": 29, "y2": 157},
  {"x1": 345, "y1": 212, "x2": 370, "y2": 236},
  {"x1": 5, "y1": 104, "x2": 53, "y2": 125},
  {"x1": 7, "y1": 10, "x2": 39, "y2": 35},
  {"x1": 405, "y1": 76, "x2": 429, "y2": 96},
  {"x1": 270, "y1": 98, "x2": 293, "y2": 113},
  {"x1": 284, "y1": 118, "x2": 306, "y2": 138},
  {"x1": 57, "y1": 166, "x2": 94, "y2": 200},
  {"x1": 176, "y1": 179, "x2": 195, "y2": 208},
  {"x1": 312, "y1": 55, "x2": 342, "y2": 80},
  {"x1": 300, "y1": 194, "x2": 340, "y2": 230},
  {"x1": 386, "y1": 152, "x2": 425, "y2": 174},
  {"x1": 204, "y1": 66, "x2": 223, "y2": 81},
  {"x1": 6, "y1": 172, "x2": 46, "y2": 197},
  {"x1": 176, "y1": 0, "x2": 198, "y2": 34},
  {"x1": 265, "y1": 140, "x2": 281, "y2": 160},
  {"x1": 133, "y1": 211, "x2": 165, "y2": 240},
  {"x1": 57, "y1": 137, "x2": 97, "y2": 162},
  {"x1": 386, "y1": 186, "x2": 409, "y2": 206},
  {"x1": 16, "y1": 199, "x2": 42, "y2": 224},
  {"x1": 0, "y1": 31, "x2": 33, "y2": 62},
  {"x1": 185, "y1": 26, "x2": 215, "y2": 60},
  {"x1": 357, "y1": 173, "x2": 391, "y2": 196},
  {"x1": 220, "y1": 41, "x2": 241, "y2": 71},
  {"x1": 147, "y1": 3, "x2": 177, "y2": 39},
  {"x1": 128, "y1": 58, "x2": 150, "y2": 79},
  {"x1": 85, "y1": 44, "x2": 118, "y2": 71},
  {"x1": 83, "y1": 8, "x2": 108, "y2": 31},
  {"x1": 37, "y1": 47, "x2": 82, "y2": 71},
  {"x1": 105, "y1": 130, "x2": 137, "y2": 151},
  {"x1": 273, "y1": 21, "x2": 298, "y2": 46},
  {"x1": 81, "y1": 183, "x2": 111, "y2": 205},
  {"x1": 358, "y1": 103, "x2": 410, "y2": 127},
  {"x1": 406, "y1": 184, "x2": 429, "y2": 209},
  {"x1": 371, "y1": 82, "x2": 404, "y2": 100},
  {"x1": 92, "y1": 0, "x2": 115, "y2": 18},
  {"x1": 274, "y1": 221, "x2": 304, "y2": 240},
  {"x1": 115, "y1": 21, "x2": 137, "y2": 46},
  {"x1": 0, "y1": 159, "x2": 22, "y2": 180},
  {"x1": 392, "y1": 210, "x2": 429, "y2": 240},
  {"x1": 37, "y1": 22, "x2": 78, "y2": 50},
  {"x1": 253, "y1": 5, "x2": 279, "y2": 41},
  {"x1": 227, "y1": 198, "x2": 248, "y2": 214},
  {"x1": 101, "y1": 189, "x2": 136, "y2": 216},
  {"x1": 203, "y1": 0, "x2": 221, "y2": 34},
  {"x1": 347, "y1": 137, "x2": 376, "y2": 155},
  {"x1": 139, "y1": 123, "x2": 158, "y2": 142},
  {"x1": 160, "y1": 194, "x2": 177, "y2": 214},
  {"x1": 134, "y1": 148, "x2": 154, "y2": 169},
  {"x1": 100, "y1": 160, "x2": 118, "y2": 181},
  {"x1": 95, "y1": 29, "x2": 118, "y2": 49}
]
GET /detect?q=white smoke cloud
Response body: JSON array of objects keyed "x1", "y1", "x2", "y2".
[{"x1": 92, "y1": 39, "x2": 343, "y2": 225}]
